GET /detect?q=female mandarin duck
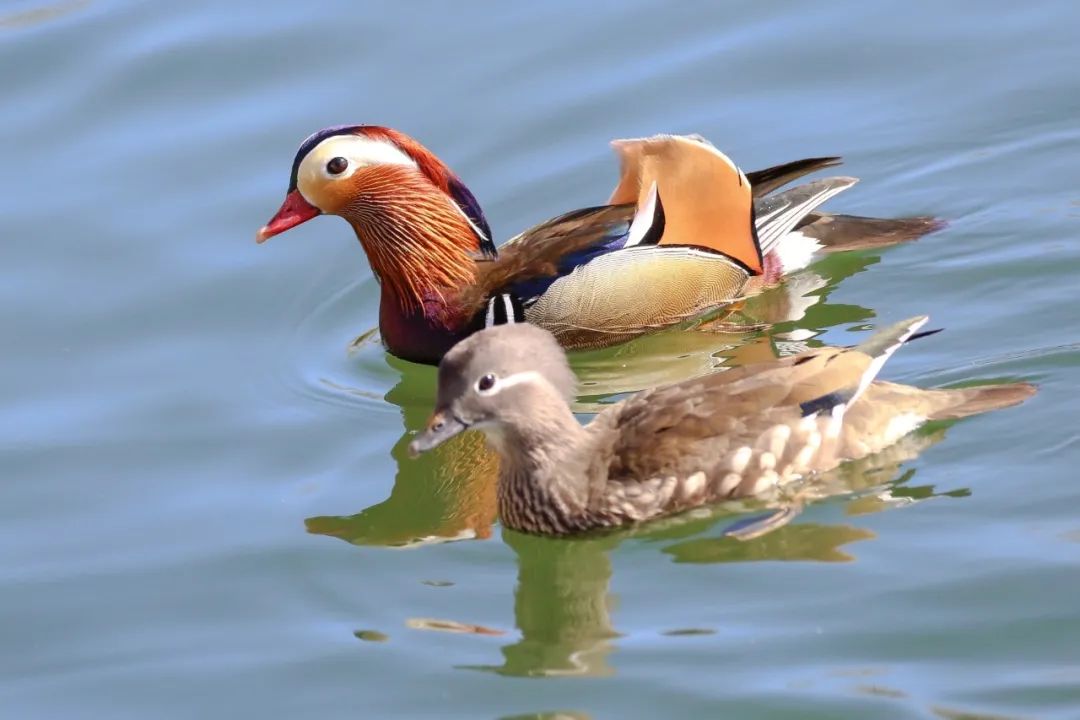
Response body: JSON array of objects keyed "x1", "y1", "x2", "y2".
[
  {"x1": 408, "y1": 321, "x2": 1034, "y2": 536},
  {"x1": 257, "y1": 126, "x2": 941, "y2": 364}
]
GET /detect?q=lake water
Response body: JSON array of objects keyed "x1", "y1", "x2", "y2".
[{"x1": 3, "y1": 1, "x2": 1079, "y2": 718}]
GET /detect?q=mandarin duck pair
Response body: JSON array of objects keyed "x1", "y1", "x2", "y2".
[{"x1": 258, "y1": 126, "x2": 1034, "y2": 536}]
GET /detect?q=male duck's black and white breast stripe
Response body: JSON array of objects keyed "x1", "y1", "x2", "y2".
[{"x1": 484, "y1": 293, "x2": 527, "y2": 327}]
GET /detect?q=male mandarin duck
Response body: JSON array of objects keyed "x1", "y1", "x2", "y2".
[
  {"x1": 408, "y1": 321, "x2": 1034, "y2": 536},
  {"x1": 257, "y1": 126, "x2": 942, "y2": 364}
]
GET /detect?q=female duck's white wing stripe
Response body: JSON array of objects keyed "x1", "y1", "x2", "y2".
[
  {"x1": 849, "y1": 315, "x2": 930, "y2": 406},
  {"x1": 798, "y1": 315, "x2": 930, "y2": 419}
]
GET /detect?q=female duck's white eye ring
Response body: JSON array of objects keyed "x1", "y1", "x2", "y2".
[{"x1": 475, "y1": 373, "x2": 498, "y2": 394}]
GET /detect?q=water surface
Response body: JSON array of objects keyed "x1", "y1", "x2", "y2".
[{"x1": 2, "y1": 1, "x2": 1079, "y2": 718}]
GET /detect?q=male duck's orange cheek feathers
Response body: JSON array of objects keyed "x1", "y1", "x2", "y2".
[{"x1": 256, "y1": 190, "x2": 322, "y2": 243}]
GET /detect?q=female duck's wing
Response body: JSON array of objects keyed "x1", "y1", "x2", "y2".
[{"x1": 596, "y1": 317, "x2": 934, "y2": 505}]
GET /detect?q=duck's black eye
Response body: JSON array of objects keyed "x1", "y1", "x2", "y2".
[
  {"x1": 477, "y1": 374, "x2": 496, "y2": 392},
  {"x1": 326, "y1": 157, "x2": 348, "y2": 175}
]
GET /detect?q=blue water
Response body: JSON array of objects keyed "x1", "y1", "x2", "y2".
[{"x1": 2, "y1": 1, "x2": 1079, "y2": 718}]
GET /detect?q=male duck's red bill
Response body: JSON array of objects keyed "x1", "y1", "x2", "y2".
[{"x1": 256, "y1": 190, "x2": 321, "y2": 243}]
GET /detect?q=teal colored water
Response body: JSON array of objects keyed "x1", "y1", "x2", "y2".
[{"x1": 2, "y1": 1, "x2": 1079, "y2": 718}]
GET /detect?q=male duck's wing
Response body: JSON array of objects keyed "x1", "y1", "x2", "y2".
[
  {"x1": 466, "y1": 194, "x2": 743, "y2": 349},
  {"x1": 463, "y1": 138, "x2": 851, "y2": 349},
  {"x1": 506, "y1": 175, "x2": 854, "y2": 349},
  {"x1": 609, "y1": 133, "x2": 871, "y2": 273},
  {"x1": 456, "y1": 203, "x2": 636, "y2": 322},
  {"x1": 458, "y1": 135, "x2": 757, "y2": 345},
  {"x1": 753, "y1": 177, "x2": 858, "y2": 257},
  {"x1": 745, "y1": 156, "x2": 844, "y2": 197},
  {"x1": 639, "y1": 135, "x2": 945, "y2": 260},
  {"x1": 645, "y1": 132, "x2": 843, "y2": 198},
  {"x1": 607, "y1": 134, "x2": 762, "y2": 272}
]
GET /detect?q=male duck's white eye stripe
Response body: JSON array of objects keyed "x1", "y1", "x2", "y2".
[
  {"x1": 295, "y1": 135, "x2": 418, "y2": 206},
  {"x1": 318, "y1": 135, "x2": 417, "y2": 172}
]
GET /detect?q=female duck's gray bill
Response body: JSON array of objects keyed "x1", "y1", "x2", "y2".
[{"x1": 407, "y1": 412, "x2": 468, "y2": 458}]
